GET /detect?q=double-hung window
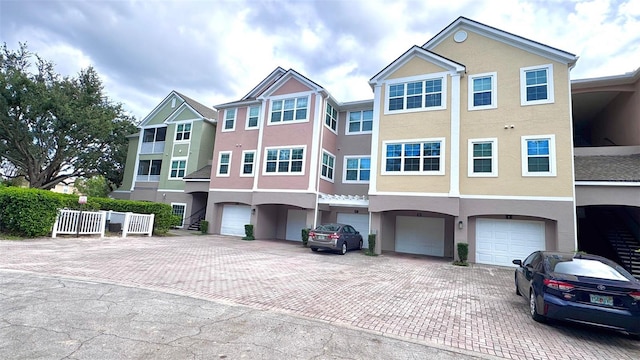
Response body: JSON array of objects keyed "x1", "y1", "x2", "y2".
[
  {"x1": 264, "y1": 147, "x2": 305, "y2": 174},
  {"x1": 170, "y1": 159, "x2": 187, "y2": 179},
  {"x1": 240, "y1": 150, "x2": 255, "y2": 176},
  {"x1": 321, "y1": 151, "x2": 335, "y2": 182},
  {"x1": 468, "y1": 72, "x2": 497, "y2": 110},
  {"x1": 270, "y1": 96, "x2": 308, "y2": 123},
  {"x1": 383, "y1": 139, "x2": 444, "y2": 175},
  {"x1": 521, "y1": 135, "x2": 556, "y2": 176},
  {"x1": 137, "y1": 160, "x2": 162, "y2": 181},
  {"x1": 223, "y1": 109, "x2": 236, "y2": 131},
  {"x1": 217, "y1": 151, "x2": 231, "y2": 176},
  {"x1": 347, "y1": 110, "x2": 373, "y2": 134},
  {"x1": 520, "y1": 64, "x2": 554, "y2": 105},
  {"x1": 468, "y1": 138, "x2": 497, "y2": 177},
  {"x1": 175, "y1": 123, "x2": 191, "y2": 141},
  {"x1": 386, "y1": 75, "x2": 446, "y2": 113},
  {"x1": 246, "y1": 106, "x2": 260, "y2": 129},
  {"x1": 344, "y1": 156, "x2": 370, "y2": 183},
  {"x1": 325, "y1": 103, "x2": 338, "y2": 132}
]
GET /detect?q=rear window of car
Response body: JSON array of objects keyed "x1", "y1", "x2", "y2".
[
  {"x1": 315, "y1": 224, "x2": 340, "y2": 232},
  {"x1": 549, "y1": 258, "x2": 633, "y2": 281}
]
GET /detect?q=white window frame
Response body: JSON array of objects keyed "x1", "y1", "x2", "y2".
[
  {"x1": 325, "y1": 102, "x2": 338, "y2": 133},
  {"x1": 240, "y1": 150, "x2": 256, "y2": 177},
  {"x1": 521, "y1": 135, "x2": 556, "y2": 177},
  {"x1": 520, "y1": 64, "x2": 554, "y2": 106},
  {"x1": 174, "y1": 122, "x2": 192, "y2": 142},
  {"x1": 346, "y1": 110, "x2": 373, "y2": 135},
  {"x1": 343, "y1": 156, "x2": 371, "y2": 184},
  {"x1": 267, "y1": 92, "x2": 311, "y2": 125},
  {"x1": 262, "y1": 145, "x2": 306, "y2": 176},
  {"x1": 140, "y1": 126, "x2": 167, "y2": 154},
  {"x1": 171, "y1": 203, "x2": 187, "y2": 228},
  {"x1": 382, "y1": 138, "x2": 445, "y2": 175},
  {"x1": 222, "y1": 108, "x2": 236, "y2": 132},
  {"x1": 217, "y1": 151, "x2": 232, "y2": 177},
  {"x1": 384, "y1": 73, "x2": 448, "y2": 115},
  {"x1": 320, "y1": 150, "x2": 336, "y2": 182},
  {"x1": 467, "y1": 138, "x2": 498, "y2": 177},
  {"x1": 468, "y1": 72, "x2": 497, "y2": 111},
  {"x1": 245, "y1": 105, "x2": 260, "y2": 130},
  {"x1": 169, "y1": 158, "x2": 187, "y2": 179}
]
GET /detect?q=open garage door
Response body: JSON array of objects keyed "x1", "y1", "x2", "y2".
[
  {"x1": 337, "y1": 213, "x2": 369, "y2": 248},
  {"x1": 476, "y1": 219, "x2": 545, "y2": 267},
  {"x1": 221, "y1": 205, "x2": 251, "y2": 236},
  {"x1": 395, "y1": 216, "x2": 444, "y2": 256}
]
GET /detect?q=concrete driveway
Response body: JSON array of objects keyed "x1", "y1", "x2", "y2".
[{"x1": 0, "y1": 235, "x2": 639, "y2": 360}]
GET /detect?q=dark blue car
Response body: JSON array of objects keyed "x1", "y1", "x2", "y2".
[{"x1": 513, "y1": 251, "x2": 640, "y2": 336}]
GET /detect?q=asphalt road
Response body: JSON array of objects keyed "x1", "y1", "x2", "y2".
[{"x1": 0, "y1": 271, "x2": 487, "y2": 360}]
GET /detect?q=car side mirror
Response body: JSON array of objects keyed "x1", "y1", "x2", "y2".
[
  {"x1": 512, "y1": 259, "x2": 522, "y2": 266},
  {"x1": 355, "y1": 231, "x2": 360, "y2": 235}
]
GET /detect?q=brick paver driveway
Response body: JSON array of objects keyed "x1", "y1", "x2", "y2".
[{"x1": 1, "y1": 235, "x2": 639, "y2": 360}]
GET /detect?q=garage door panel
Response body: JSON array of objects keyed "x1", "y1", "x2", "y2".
[
  {"x1": 337, "y1": 213, "x2": 369, "y2": 248},
  {"x1": 476, "y1": 219, "x2": 545, "y2": 267},
  {"x1": 285, "y1": 209, "x2": 307, "y2": 241},
  {"x1": 221, "y1": 205, "x2": 251, "y2": 236},
  {"x1": 395, "y1": 216, "x2": 444, "y2": 256}
]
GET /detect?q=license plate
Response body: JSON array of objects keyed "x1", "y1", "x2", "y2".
[
  {"x1": 317, "y1": 235, "x2": 326, "y2": 240},
  {"x1": 590, "y1": 294, "x2": 613, "y2": 306}
]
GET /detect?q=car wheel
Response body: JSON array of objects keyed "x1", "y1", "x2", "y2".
[
  {"x1": 359, "y1": 239, "x2": 363, "y2": 250},
  {"x1": 515, "y1": 274, "x2": 521, "y2": 296},
  {"x1": 311, "y1": 247, "x2": 318, "y2": 252},
  {"x1": 529, "y1": 288, "x2": 545, "y2": 323},
  {"x1": 340, "y1": 242, "x2": 347, "y2": 255}
]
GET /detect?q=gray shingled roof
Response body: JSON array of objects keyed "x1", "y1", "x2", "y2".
[
  {"x1": 184, "y1": 165, "x2": 212, "y2": 180},
  {"x1": 175, "y1": 91, "x2": 218, "y2": 120},
  {"x1": 574, "y1": 154, "x2": 640, "y2": 182}
]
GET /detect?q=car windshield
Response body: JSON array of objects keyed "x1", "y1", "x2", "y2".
[
  {"x1": 549, "y1": 258, "x2": 633, "y2": 281},
  {"x1": 315, "y1": 224, "x2": 341, "y2": 232}
]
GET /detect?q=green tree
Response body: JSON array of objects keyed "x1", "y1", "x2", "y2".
[
  {"x1": 74, "y1": 175, "x2": 110, "y2": 198},
  {"x1": 0, "y1": 43, "x2": 138, "y2": 190}
]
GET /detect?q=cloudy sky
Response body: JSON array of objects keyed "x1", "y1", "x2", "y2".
[{"x1": 1, "y1": 0, "x2": 639, "y2": 121}]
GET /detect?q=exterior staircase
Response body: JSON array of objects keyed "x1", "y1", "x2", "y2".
[{"x1": 600, "y1": 209, "x2": 640, "y2": 279}]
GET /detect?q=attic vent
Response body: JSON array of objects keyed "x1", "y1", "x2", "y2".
[
  {"x1": 171, "y1": 98, "x2": 176, "y2": 108},
  {"x1": 454, "y1": 30, "x2": 468, "y2": 43}
]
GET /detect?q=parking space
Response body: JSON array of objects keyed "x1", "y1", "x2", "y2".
[{"x1": 0, "y1": 235, "x2": 638, "y2": 359}]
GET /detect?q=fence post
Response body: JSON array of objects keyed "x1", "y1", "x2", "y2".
[
  {"x1": 122, "y1": 212, "x2": 132, "y2": 238},
  {"x1": 99, "y1": 211, "x2": 107, "y2": 238},
  {"x1": 51, "y1": 211, "x2": 60, "y2": 238},
  {"x1": 148, "y1": 214, "x2": 155, "y2": 237}
]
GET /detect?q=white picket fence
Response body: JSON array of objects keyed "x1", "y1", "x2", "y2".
[{"x1": 52, "y1": 209, "x2": 154, "y2": 238}]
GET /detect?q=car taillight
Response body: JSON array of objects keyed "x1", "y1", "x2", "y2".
[
  {"x1": 544, "y1": 279, "x2": 575, "y2": 291},
  {"x1": 629, "y1": 291, "x2": 640, "y2": 301},
  {"x1": 309, "y1": 231, "x2": 316, "y2": 239},
  {"x1": 329, "y1": 233, "x2": 340, "y2": 240}
]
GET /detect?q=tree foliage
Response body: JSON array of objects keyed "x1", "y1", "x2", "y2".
[
  {"x1": 74, "y1": 175, "x2": 110, "y2": 198},
  {"x1": 0, "y1": 43, "x2": 137, "y2": 190}
]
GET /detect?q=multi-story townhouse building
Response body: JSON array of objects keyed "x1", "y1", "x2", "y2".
[
  {"x1": 366, "y1": 17, "x2": 578, "y2": 266},
  {"x1": 113, "y1": 91, "x2": 217, "y2": 228},
  {"x1": 571, "y1": 68, "x2": 640, "y2": 275},
  {"x1": 206, "y1": 68, "x2": 374, "y2": 242}
]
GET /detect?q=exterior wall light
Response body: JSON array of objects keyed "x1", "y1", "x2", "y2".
[{"x1": 458, "y1": 221, "x2": 464, "y2": 230}]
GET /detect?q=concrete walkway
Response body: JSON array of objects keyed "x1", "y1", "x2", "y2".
[{"x1": 0, "y1": 235, "x2": 638, "y2": 359}]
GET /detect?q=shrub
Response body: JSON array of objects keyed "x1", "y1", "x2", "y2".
[
  {"x1": 242, "y1": 224, "x2": 255, "y2": 240},
  {"x1": 365, "y1": 233, "x2": 378, "y2": 256},
  {"x1": 454, "y1": 242, "x2": 470, "y2": 266},
  {"x1": 199, "y1": 220, "x2": 209, "y2": 234},
  {"x1": 301, "y1": 228, "x2": 310, "y2": 247},
  {"x1": 0, "y1": 187, "x2": 63, "y2": 237}
]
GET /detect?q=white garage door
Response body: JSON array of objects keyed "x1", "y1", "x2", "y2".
[
  {"x1": 476, "y1": 219, "x2": 545, "y2": 267},
  {"x1": 221, "y1": 205, "x2": 251, "y2": 236},
  {"x1": 337, "y1": 213, "x2": 369, "y2": 248},
  {"x1": 285, "y1": 209, "x2": 307, "y2": 241},
  {"x1": 395, "y1": 216, "x2": 445, "y2": 256}
]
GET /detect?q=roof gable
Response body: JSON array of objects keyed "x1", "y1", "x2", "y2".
[
  {"x1": 424, "y1": 17, "x2": 577, "y2": 66},
  {"x1": 259, "y1": 68, "x2": 325, "y2": 98},
  {"x1": 241, "y1": 67, "x2": 287, "y2": 100},
  {"x1": 369, "y1": 45, "x2": 465, "y2": 85},
  {"x1": 139, "y1": 91, "x2": 217, "y2": 128}
]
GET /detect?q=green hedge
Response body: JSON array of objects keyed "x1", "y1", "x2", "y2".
[{"x1": 0, "y1": 187, "x2": 180, "y2": 237}]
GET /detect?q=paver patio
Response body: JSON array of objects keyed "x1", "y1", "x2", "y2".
[{"x1": 0, "y1": 235, "x2": 638, "y2": 359}]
